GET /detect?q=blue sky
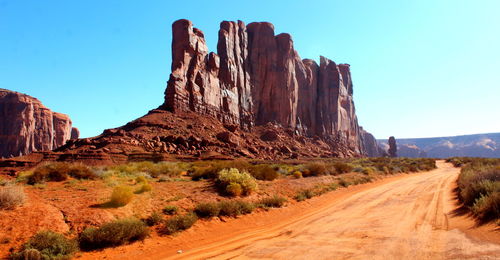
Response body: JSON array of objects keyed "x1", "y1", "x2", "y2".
[{"x1": 1, "y1": 0, "x2": 499, "y2": 139}]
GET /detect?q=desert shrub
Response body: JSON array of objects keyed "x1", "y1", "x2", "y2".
[
  {"x1": 12, "y1": 231, "x2": 78, "y2": 260},
  {"x1": 334, "y1": 162, "x2": 354, "y2": 174},
  {"x1": 338, "y1": 178, "x2": 351, "y2": 187},
  {"x1": 362, "y1": 167, "x2": 376, "y2": 175},
  {"x1": 0, "y1": 185, "x2": 25, "y2": 210},
  {"x1": 216, "y1": 168, "x2": 258, "y2": 196},
  {"x1": 456, "y1": 160, "x2": 500, "y2": 221},
  {"x1": 189, "y1": 160, "x2": 251, "y2": 180},
  {"x1": 79, "y1": 218, "x2": 149, "y2": 250},
  {"x1": 249, "y1": 164, "x2": 279, "y2": 181},
  {"x1": 160, "y1": 213, "x2": 198, "y2": 235},
  {"x1": 135, "y1": 183, "x2": 152, "y2": 194},
  {"x1": 108, "y1": 161, "x2": 187, "y2": 178},
  {"x1": 302, "y1": 162, "x2": 327, "y2": 177},
  {"x1": 27, "y1": 162, "x2": 98, "y2": 185},
  {"x1": 219, "y1": 200, "x2": 255, "y2": 217},
  {"x1": 109, "y1": 186, "x2": 134, "y2": 207},
  {"x1": 66, "y1": 164, "x2": 97, "y2": 179},
  {"x1": 11, "y1": 248, "x2": 42, "y2": 260},
  {"x1": 226, "y1": 182, "x2": 243, "y2": 196},
  {"x1": 258, "y1": 195, "x2": 287, "y2": 208},
  {"x1": 28, "y1": 163, "x2": 68, "y2": 184},
  {"x1": 162, "y1": 205, "x2": 178, "y2": 215},
  {"x1": 135, "y1": 175, "x2": 148, "y2": 183},
  {"x1": 293, "y1": 171, "x2": 302, "y2": 179},
  {"x1": 353, "y1": 176, "x2": 373, "y2": 185},
  {"x1": 195, "y1": 202, "x2": 221, "y2": 218},
  {"x1": 471, "y1": 192, "x2": 500, "y2": 221},
  {"x1": 295, "y1": 189, "x2": 315, "y2": 202},
  {"x1": 144, "y1": 212, "x2": 163, "y2": 226}
]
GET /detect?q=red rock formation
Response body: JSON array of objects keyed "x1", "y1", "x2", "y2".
[
  {"x1": 359, "y1": 127, "x2": 383, "y2": 157},
  {"x1": 0, "y1": 89, "x2": 76, "y2": 158},
  {"x1": 162, "y1": 19, "x2": 372, "y2": 155}
]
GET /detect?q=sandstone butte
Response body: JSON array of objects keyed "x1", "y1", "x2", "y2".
[
  {"x1": 160, "y1": 19, "x2": 381, "y2": 156},
  {"x1": 0, "y1": 88, "x2": 79, "y2": 158},
  {"x1": 0, "y1": 19, "x2": 383, "y2": 172}
]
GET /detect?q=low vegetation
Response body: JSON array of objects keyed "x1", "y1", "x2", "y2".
[
  {"x1": 79, "y1": 218, "x2": 149, "y2": 250},
  {"x1": 0, "y1": 185, "x2": 25, "y2": 210},
  {"x1": 258, "y1": 195, "x2": 287, "y2": 208},
  {"x1": 26, "y1": 162, "x2": 97, "y2": 184},
  {"x1": 11, "y1": 231, "x2": 78, "y2": 260},
  {"x1": 453, "y1": 157, "x2": 500, "y2": 222},
  {"x1": 109, "y1": 185, "x2": 134, "y2": 207},
  {"x1": 162, "y1": 205, "x2": 178, "y2": 215},
  {"x1": 3, "y1": 157, "x2": 439, "y2": 258},
  {"x1": 160, "y1": 213, "x2": 198, "y2": 235},
  {"x1": 216, "y1": 168, "x2": 258, "y2": 196}
]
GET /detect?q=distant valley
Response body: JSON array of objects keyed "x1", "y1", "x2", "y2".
[{"x1": 379, "y1": 133, "x2": 500, "y2": 158}]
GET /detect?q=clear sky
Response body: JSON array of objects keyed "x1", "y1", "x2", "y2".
[{"x1": 1, "y1": 0, "x2": 499, "y2": 139}]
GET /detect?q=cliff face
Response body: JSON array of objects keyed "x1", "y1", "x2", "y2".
[
  {"x1": 0, "y1": 89, "x2": 78, "y2": 158},
  {"x1": 163, "y1": 19, "x2": 372, "y2": 155}
]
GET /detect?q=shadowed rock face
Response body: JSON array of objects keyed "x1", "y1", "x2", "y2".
[
  {"x1": 0, "y1": 89, "x2": 78, "y2": 158},
  {"x1": 162, "y1": 19, "x2": 375, "y2": 155}
]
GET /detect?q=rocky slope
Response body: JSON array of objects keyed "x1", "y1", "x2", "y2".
[
  {"x1": 0, "y1": 89, "x2": 78, "y2": 158},
  {"x1": 379, "y1": 133, "x2": 500, "y2": 158}
]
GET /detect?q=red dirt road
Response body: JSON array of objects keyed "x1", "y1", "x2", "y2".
[{"x1": 80, "y1": 161, "x2": 500, "y2": 259}]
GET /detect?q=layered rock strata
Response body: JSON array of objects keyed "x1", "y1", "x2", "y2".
[{"x1": 0, "y1": 89, "x2": 78, "y2": 158}]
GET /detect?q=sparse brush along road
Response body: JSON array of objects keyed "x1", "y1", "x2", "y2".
[{"x1": 82, "y1": 161, "x2": 500, "y2": 260}]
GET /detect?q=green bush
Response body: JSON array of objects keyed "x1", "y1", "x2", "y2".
[
  {"x1": 216, "y1": 168, "x2": 258, "y2": 196},
  {"x1": 258, "y1": 195, "x2": 287, "y2": 208},
  {"x1": 219, "y1": 200, "x2": 255, "y2": 217},
  {"x1": 160, "y1": 213, "x2": 198, "y2": 235},
  {"x1": 456, "y1": 159, "x2": 500, "y2": 221},
  {"x1": 338, "y1": 178, "x2": 351, "y2": 187},
  {"x1": 293, "y1": 171, "x2": 303, "y2": 179},
  {"x1": 162, "y1": 205, "x2": 178, "y2": 215},
  {"x1": 249, "y1": 164, "x2": 279, "y2": 181},
  {"x1": 0, "y1": 185, "x2": 25, "y2": 210},
  {"x1": 194, "y1": 202, "x2": 220, "y2": 218},
  {"x1": 12, "y1": 231, "x2": 78, "y2": 260},
  {"x1": 334, "y1": 162, "x2": 354, "y2": 174},
  {"x1": 109, "y1": 161, "x2": 187, "y2": 178},
  {"x1": 79, "y1": 218, "x2": 149, "y2": 250},
  {"x1": 303, "y1": 162, "x2": 327, "y2": 177},
  {"x1": 144, "y1": 212, "x2": 163, "y2": 226},
  {"x1": 109, "y1": 186, "x2": 134, "y2": 207},
  {"x1": 27, "y1": 162, "x2": 97, "y2": 184},
  {"x1": 295, "y1": 189, "x2": 315, "y2": 202},
  {"x1": 135, "y1": 183, "x2": 152, "y2": 194},
  {"x1": 226, "y1": 182, "x2": 243, "y2": 196},
  {"x1": 471, "y1": 192, "x2": 500, "y2": 221},
  {"x1": 189, "y1": 160, "x2": 251, "y2": 180}
]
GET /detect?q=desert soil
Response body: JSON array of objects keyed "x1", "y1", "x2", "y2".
[{"x1": 78, "y1": 161, "x2": 500, "y2": 260}]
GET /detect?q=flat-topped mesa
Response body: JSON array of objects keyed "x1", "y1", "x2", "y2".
[
  {"x1": 162, "y1": 19, "x2": 369, "y2": 155},
  {"x1": 0, "y1": 89, "x2": 78, "y2": 158}
]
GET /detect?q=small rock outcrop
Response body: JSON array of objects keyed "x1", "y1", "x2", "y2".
[
  {"x1": 0, "y1": 89, "x2": 78, "y2": 158},
  {"x1": 388, "y1": 136, "x2": 397, "y2": 157},
  {"x1": 162, "y1": 19, "x2": 372, "y2": 155}
]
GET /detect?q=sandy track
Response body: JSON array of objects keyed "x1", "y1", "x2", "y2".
[
  {"x1": 165, "y1": 161, "x2": 500, "y2": 260},
  {"x1": 80, "y1": 161, "x2": 500, "y2": 260}
]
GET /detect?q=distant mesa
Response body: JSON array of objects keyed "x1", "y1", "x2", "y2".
[
  {"x1": 378, "y1": 133, "x2": 500, "y2": 158},
  {"x1": 0, "y1": 89, "x2": 78, "y2": 158}
]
